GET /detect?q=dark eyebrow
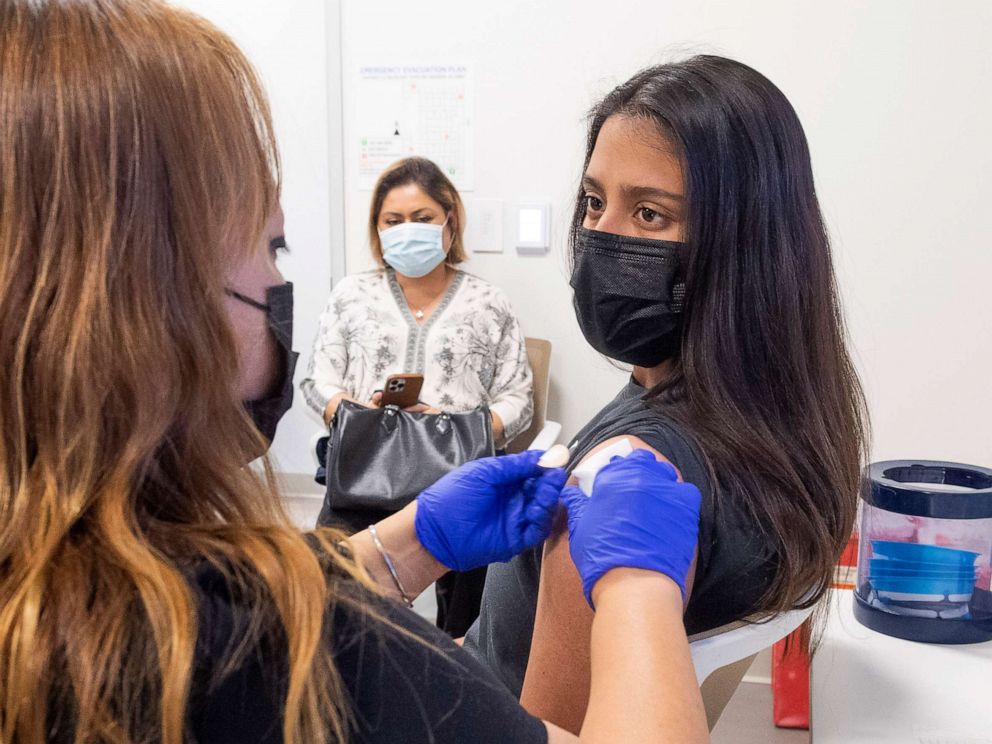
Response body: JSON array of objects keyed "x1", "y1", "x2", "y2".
[
  {"x1": 582, "y1": 174, "x2": 684, "y2": 202},
  {"x1": 381, "y1": 208, "x2": 436, "y2": 219},
  {"x1": 624, "y1": 184, "x2": 684, "y2": 202},
  {"x1": 582, "y1": 175, "x2": 606, "y2": 192}
]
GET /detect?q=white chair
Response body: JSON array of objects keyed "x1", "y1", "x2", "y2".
[
  {"x1": 526, "y1": 420, "x2": 562, "y2": 452},
  {"x1": 689, "y1": 604, "x2": 815, "y2": 730}
]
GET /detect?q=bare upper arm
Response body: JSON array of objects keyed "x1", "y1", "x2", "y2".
[{"x1": 519, "y1": 435, "x2": 698, "y2": 734}]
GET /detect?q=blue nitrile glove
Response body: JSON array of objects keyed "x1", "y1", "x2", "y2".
[
  {"x1": 561, "y1": 449, "x2": 701, "y2": 608},
  {"x1": 415, "y1": 450, "x2": 568, "y2": 571}
]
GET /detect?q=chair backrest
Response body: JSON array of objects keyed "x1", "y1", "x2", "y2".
[
  {"x1": 689, "y1": 604, "x2": 814, "y2": 685},
  {"x1": 506, "y1": 337, "x2": 551, "y2": 453},
  {"x1": 689, "y1": 604, "x2": 815, "y2": 730}
]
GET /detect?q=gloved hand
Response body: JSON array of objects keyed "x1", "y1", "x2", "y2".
[
  {"x1": 562, "y1": 449, "x2": 701, "y2": 608},
  {"x1": 415, "y1": 450, "x2": 568, "y2": 571}
]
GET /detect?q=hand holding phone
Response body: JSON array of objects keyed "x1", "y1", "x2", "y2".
[{"x1": 380, "y1": 373, "x2": 425, "y2": 409}]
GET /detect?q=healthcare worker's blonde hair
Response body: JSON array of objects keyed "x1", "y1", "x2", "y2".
[{"x1": 0, "y1": 2, "x2": 370, "y2": 742}]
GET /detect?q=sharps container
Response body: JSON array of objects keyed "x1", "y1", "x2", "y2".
[{"x1": 854, "y1": 460, "x2": 992, "y2": 644}]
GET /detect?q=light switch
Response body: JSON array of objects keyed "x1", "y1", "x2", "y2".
[
  {"x1": 465, "y1": 198, "x2": 504, "y2": 253},
  {"x1": 516, "y1": 202, "x2": 550, "y2": 255}
]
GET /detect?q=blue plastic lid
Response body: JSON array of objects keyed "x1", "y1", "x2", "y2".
[
  {"x1": 870, "y1": 575, "x2": 976, "y2": 596},
  {"x1": 869, "y1": 556, "x2": 978, "y2": 574},
  {"x1": 870, "y1": 540, "x2": 981, "y2": 566},
  {"x1": 864, "y1": 460, "x2": 992, "y2": 519},
  {"x1": 869, "y1": 563, "x2": 975, "y2": 580}
]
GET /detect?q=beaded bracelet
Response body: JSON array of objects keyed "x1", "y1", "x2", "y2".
[{"x1": 367, "y1": 524, "x2": 414, "y2": 608}]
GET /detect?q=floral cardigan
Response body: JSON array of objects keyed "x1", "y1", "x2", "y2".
[{"x1": 300, "y1": 269, "x2": 534, "y2": 446}]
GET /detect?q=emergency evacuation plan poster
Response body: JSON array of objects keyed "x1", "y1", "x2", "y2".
[{"x1": 356, "y1": 64, "x2": 475, "y2": 191}]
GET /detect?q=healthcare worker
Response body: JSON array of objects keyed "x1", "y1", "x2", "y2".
[{"x1": 0, "y1": 2, "x2": 708, "y2": 743}]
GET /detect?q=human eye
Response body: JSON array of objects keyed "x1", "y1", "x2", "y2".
[
  {"x1": 269, "y1": 236, "x2": 289, "y2": 259},
  {"x1": 636, "y1": 205, "x2": 672, "y2": 230},
  {"x1": 584, "y1": 194, "x2": 604, "y2": 215}
]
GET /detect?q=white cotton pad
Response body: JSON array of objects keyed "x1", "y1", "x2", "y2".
[
  {"x1": 572, "y1": 438, "x2": 635, "y2": 496},
  {"x1": 537, "y1": 444, "x2": 570, "y2": 469}
]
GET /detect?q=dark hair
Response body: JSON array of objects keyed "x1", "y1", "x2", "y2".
[
  {"x1": 572, "y1": 55, "x2": 869, "y2": 619},
  {"x1": 368, "y1": 157, "x2": 467, "y2": 265}
]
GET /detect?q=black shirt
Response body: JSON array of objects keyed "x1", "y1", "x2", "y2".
[
  {"x1": 186, "y1": 564, "x2": 548, "y2": 743},
  {"x1": 462, "y1": 380, "x2": 778, "y2": 696}
]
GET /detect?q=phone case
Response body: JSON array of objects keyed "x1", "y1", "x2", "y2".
[{"x1": 381, "y1": 374, "x2": 424, "y2": 409}]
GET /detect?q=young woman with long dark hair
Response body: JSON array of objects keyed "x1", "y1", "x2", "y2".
[{"x1": 464, "y1": 55, "x2": 870, "y2": 733}]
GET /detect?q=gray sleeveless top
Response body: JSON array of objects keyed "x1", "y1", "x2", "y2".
[{"x1": 462, "y1": 380, "x2": 777, "y2": 696}]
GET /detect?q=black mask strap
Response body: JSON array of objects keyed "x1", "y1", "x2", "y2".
[{"x1": 225, "y1": 288, "x2": 270, "y2": 312}]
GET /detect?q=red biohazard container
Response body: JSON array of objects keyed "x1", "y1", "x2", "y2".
[{"x1": 771, "y1": 534, "x2": 858, "y2": 729}]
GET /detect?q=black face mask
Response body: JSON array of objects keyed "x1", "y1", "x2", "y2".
[
  {"x1": 570, "y1": 227, "x2": 686, "y2": 368},
  {"x1": 226, "y1": 282, "x2": 298, "y2": 444}
]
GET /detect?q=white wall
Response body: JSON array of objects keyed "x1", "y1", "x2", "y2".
[
  {"x1": 338, "y1": 0, "x2": 992, "y2": 466},
  {"x1": 172, "y1": 0, "x2": 340, "y2": 477},
  {"x1": 179, "y1": 0, "x2": 992, "y2": 478}
]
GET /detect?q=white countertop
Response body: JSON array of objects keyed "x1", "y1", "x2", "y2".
[{"x1": 811, "y1": 589, "x2": 992, "y2": 743}]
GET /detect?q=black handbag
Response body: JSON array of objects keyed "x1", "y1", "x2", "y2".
[{"x1": 316, "y1": 401, "x2": 494, "y2": 526}]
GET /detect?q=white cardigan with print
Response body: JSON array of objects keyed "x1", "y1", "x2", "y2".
[{"x1": 301, "y1": 269, "x2": 534, "y2": 446}]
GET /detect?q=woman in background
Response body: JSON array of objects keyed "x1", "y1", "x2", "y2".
[{"x1": 301, "y1": 157, "x2": 533, "y2": 635}]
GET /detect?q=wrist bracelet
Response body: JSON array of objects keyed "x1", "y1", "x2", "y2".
[{"x1": 367, "y1": 524, "x2": 414, "y2": 608}]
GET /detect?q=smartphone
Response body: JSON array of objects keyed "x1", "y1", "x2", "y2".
[{"x1": 381, "y1": 373, "x2": 424, "y2": 409}]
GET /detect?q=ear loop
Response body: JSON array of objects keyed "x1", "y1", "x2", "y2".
[{"x1": 225, "y1": 288, "x2": 270, "y2": 312}]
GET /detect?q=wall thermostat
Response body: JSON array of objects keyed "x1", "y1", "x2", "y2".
[{"x1": 515, "y1": 202, "x2": 551, "y2": 255}]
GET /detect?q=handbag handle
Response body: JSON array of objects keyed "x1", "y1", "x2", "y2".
[
  {"x1": 376, "y1": 406, "x2": 458, "y2": 436},
  {"x1": 376, "y1": 406, "x2": 451, "y2": 432},
  {"x1": 379, "y1": 405, "x2": 400, "y2": 434},
  {"x1": 434, "y1": 412, "x2": 451, "y2": 436}
]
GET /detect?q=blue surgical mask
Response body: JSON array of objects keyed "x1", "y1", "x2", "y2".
[{"x1": 379, "y1": 220, "x2": 448, "y2": 278}]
